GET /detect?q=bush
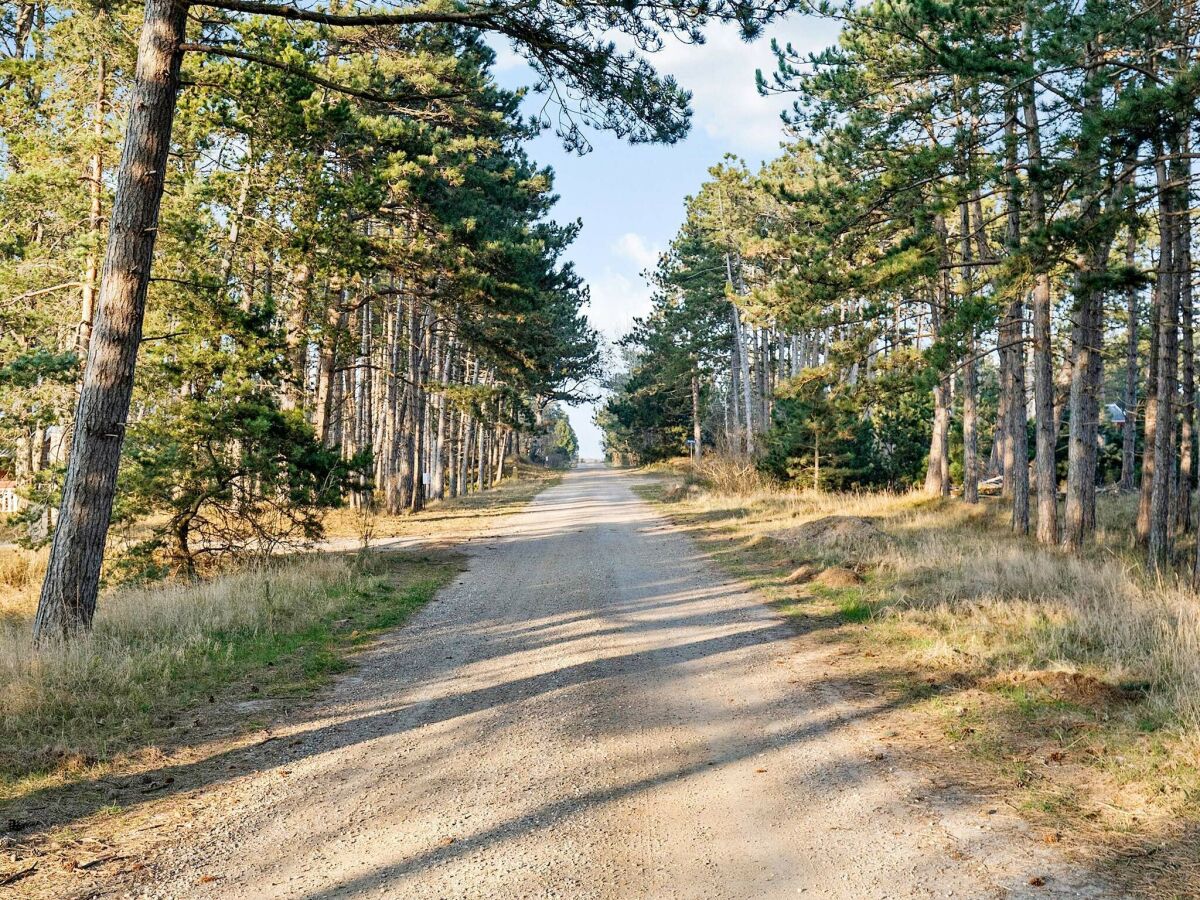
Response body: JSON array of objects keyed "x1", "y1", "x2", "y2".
[
  {"x1": 762, "y1": 356, "x2": 931, "y2": 491},
  {"x1": 693, "y1": 454, "x2": 773, "y2": 495}
]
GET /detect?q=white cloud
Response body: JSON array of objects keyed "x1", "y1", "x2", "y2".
[
  {"x1": 614, "y1": 18, "x2": 842, "y2": 155},
  {"x1": 489, "y1": 42, "x2": 526, "y2": 73},
  {"x1": 611, "y1": 232, "x2": 661, "y2": 271},
  {"x1": 491, "y1": 15, "x2": 842, "y2": 156},
  {"x1": 585, "y1": 269, "x2": 653, "y2": 339}
]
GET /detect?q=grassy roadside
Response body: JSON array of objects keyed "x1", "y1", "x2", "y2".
[
  {"x1": 0, "y1": 465, "x2": 560, "y2": 838},
  {"x1": 0, "y1": 465, "x2": 562, "y2": 894},
  {"x1": 0, "y1": 553, "x2": 460, "y2": 808},
  {"x1": 637, "y1": 457, "x2": 1200, "y2": 896}
]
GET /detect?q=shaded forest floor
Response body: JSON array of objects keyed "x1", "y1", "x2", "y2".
[
  {"x1": 0, "y1": 467, "x2": 558, "y2": 895},
  {"x1": 635, "y1": 458, "x2": 1200, "y2": 898}
]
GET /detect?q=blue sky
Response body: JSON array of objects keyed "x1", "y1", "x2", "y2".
[{"x1": 494, "y1": 15, "x2": 842, "y2": 458}]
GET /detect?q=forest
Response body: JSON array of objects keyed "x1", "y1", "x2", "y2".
[
  {"x1": 0, "y1": 0, "x2": 810, "y2": 640},
  {"x1": 600, "y1": 0, "x2": 1200, "y2": 580}
]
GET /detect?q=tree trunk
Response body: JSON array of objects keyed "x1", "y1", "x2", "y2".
[
  {"x1": 734, "y1": 305, "x2": 753, "y2": 455},
  {"x1": 1023, "y1": 48, "x2": 1057, "y2": 545},
  {"x1": 1149, "y1": 154, "x2": 1179, "y2": 568},
  {"x1": 1001, "y1": 99, "x2": 1029, "y2": 532},
  {"x1": 960, "y1": 196, "x2": 978, "y2": 504},
  {"x1": 691, "y1": 371, "x2": 702, "y2": 462},
  {"x1": 313, "y1": 289, "x2": 347, "y2": 446},
  {"x1": 1138, "y1": 254, "x2": 1163, "y2": 543},
  {"x1": 924, "y1": 234, "x2": 951, "y2": 498},
  {"x1": 280, "y1": 261, "x2": 311, "y2": 412},
  {"x1": 1119, "y1": 229, "x2": 1139, "y2": 492},
  {"x1": 1063, "y1": 46, "x2": 1118, "y2": 551},
  {"x1": 1177, "y1": 158, "x2": 1194, "y2": 532},
  {"x1": 925, "y1": 375, "x2": 951, "y2": 498},
  {"x1": 432, "y1": 336, "x2": 451, "y2": 500},
  {"x1": 34, "y1": 0, "x2": 189, "y2": 640},
  {"x1": 1063, "y1": 252, "x2": 1107, "y2": 551},
  {"x1": 78, "y1": 49, "x2": 107, "y2": 360},
  {"x1": 963, "y1": 341, "x2": 978, "y2": 504}
]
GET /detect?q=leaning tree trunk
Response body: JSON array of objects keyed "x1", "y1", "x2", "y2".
[{"x1": 33, "y1": 0, "x2": 189, "y2": 640}]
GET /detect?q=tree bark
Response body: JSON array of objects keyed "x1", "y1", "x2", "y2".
[
  {"x1": 1022, "y1": 44, "x2": 1057, "y2": 545},
  {"x1": 1119, "y1": 229, "x2": 1139, "y2": 492},
  {"x1": 34, "y1": 0, "x2": 190, "y2": 640},
  {"x1": 78, "y1": 49, "x2": 107, "y2": 360},
  {"x1": 1149, "y1": 154, "x2": 1179, "y2": 567}
]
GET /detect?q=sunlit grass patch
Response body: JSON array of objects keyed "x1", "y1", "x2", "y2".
[{"x1": 0, "y1": 551, "x2": 459, "y2": 798}]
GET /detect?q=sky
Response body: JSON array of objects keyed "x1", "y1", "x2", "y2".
[{"x1": 493, "y1": 14, "x2": 842, "y2": 459}]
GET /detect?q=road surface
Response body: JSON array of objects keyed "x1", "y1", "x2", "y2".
[{"x1": 141, "y1": 464, "x2": 1113, "y2": 899}]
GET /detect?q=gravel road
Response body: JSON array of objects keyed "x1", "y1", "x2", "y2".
[{"x1": 138, "y1": 464, "x2": 1117, "y2": 899}]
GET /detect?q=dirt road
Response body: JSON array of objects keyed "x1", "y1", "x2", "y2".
[{"x1": 140, "y1": 465, "x2": 1115, "y2": 899}]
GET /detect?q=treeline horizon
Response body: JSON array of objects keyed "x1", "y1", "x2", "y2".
[{"x1": 600, "y1": 0, "x2": 1200, "y2": 578}]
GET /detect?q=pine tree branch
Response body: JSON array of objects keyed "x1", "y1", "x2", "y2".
[
  {"x1": 181, "y1": 43, "x2": 462, "y2": 107},
  {"x1": 190, "y1": 0, "x2": 508, "y2": 30}
]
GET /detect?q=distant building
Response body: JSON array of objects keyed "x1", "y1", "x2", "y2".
[
  {"x1": 1105, "y1": 403, "x2": 1127, "y2": 429},
  {"x1": 0, "y1": 480, "x2": 22, "y2": 513}
]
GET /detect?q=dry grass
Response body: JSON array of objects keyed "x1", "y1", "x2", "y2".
[
  {"x1": 0, "y1": 552, "x2": 456, "y2": 795},
  {"x1": 646, "y1": 454, "x2": 1200, "y2": 893},
  {"x1": 0, "y1": 463, "x2": 554, "y2": 797},
  {"x1": 671, "y1": 456, "x2": 1200, "y2": 725},
  {"x1": 322, "y1": 462, "x2": 562, "y2": 542},
  {"x1": 0, "y1": 546, "x2": 47, "y2": 624}
]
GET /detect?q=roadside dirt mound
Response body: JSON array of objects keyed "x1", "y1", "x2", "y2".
[
  {"x1": 812, "y1": 566, "x2": 864, "y2": 588},
  {"x1": 774, "y1": 515, "x2": 888, "y2": 549},
  {"x1": 987, "y1": 670, "x2": 1139, "y2": 707},
  {"x1": 782, "y1": 563, "x2": 822, "y2": 584},
  {"x1": 783, "y1": 563, "x2": 864, "y2": 589}
]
